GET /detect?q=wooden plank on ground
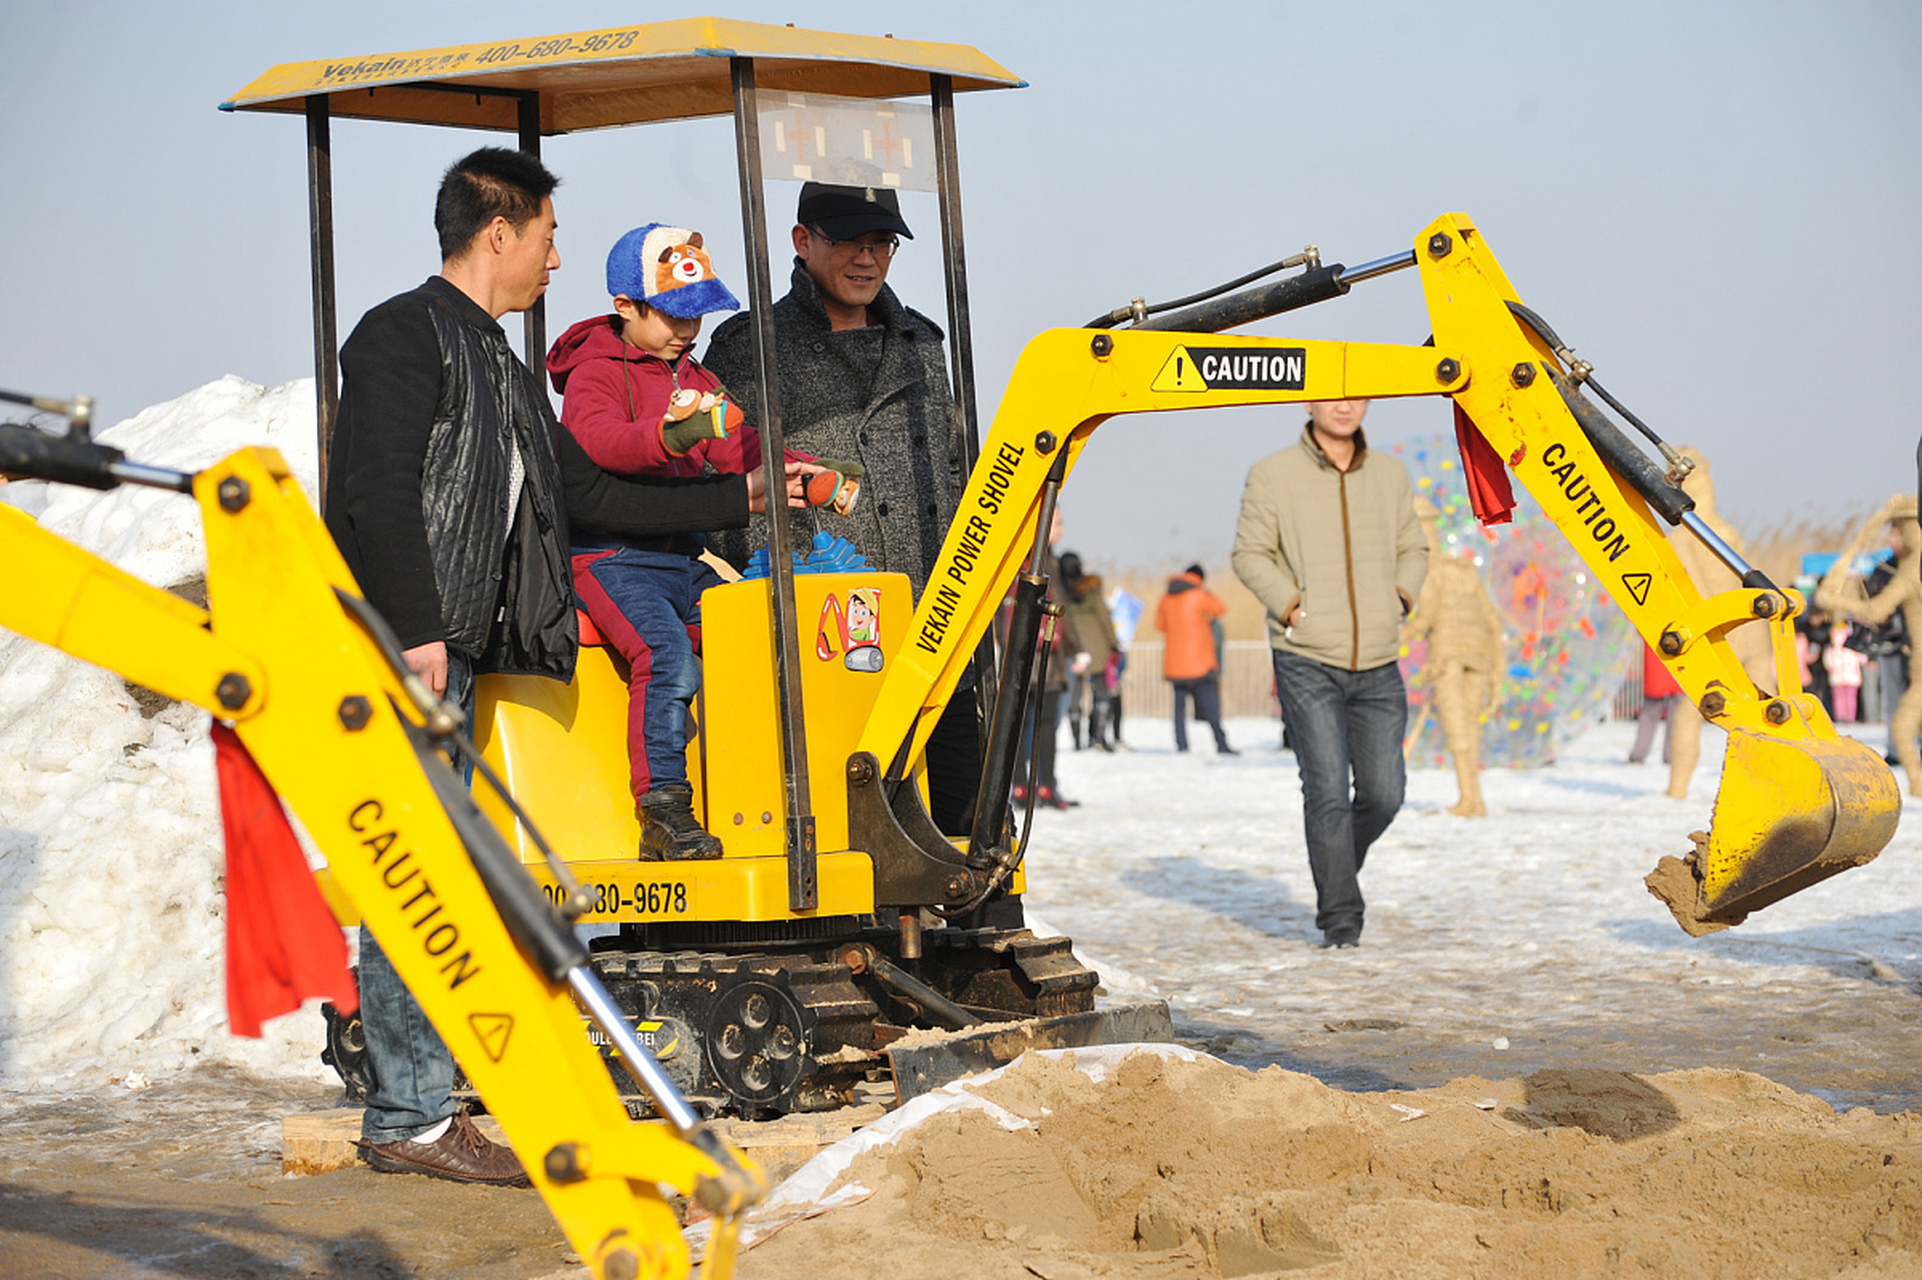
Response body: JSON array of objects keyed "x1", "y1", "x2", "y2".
[{"x1": 282, "y1": 1100, "x2": 888, "y2": 1181}]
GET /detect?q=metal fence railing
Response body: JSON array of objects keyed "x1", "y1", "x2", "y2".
[
  {"x1": 1115, "y1": 641, "x2": 1277, "y2": 719},
  {"x1": 1612, "y1": 654, "x2": 1645, "y2": 721},
  {"x1": 1115, "y1": 641, "x2": 1649, "y2": 723}
]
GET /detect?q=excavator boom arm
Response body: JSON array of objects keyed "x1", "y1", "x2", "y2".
[
  {"x1": 0, "y1": 445, "x2": 759, "y2": 1280},
  {"x1": 862, "y1": 213, "x2": 1898, "y2": 933}
]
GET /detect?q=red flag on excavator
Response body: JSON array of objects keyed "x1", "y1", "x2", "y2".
[
  {"x1": 213, "y1": 723, "x2": 357, "y2": 1036},
  {"x1": 1453, "y1": 402, "x2": 1516, "y2": 527}
]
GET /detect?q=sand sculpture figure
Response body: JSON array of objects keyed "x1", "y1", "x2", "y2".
[
  {"x1": 1662, "y1": 446, "x2": 1777, "y2": 800},
  {"x1": 1816, "y1": 494, "x2": 1922, "y2": 794},
  {"x1": 1404, "y1": 496, "x2": 1506, "y2": 816}
]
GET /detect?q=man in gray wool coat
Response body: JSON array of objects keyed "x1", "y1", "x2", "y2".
[{"x1": 705, "y1": 182, "x2": 991, "y2": 860}]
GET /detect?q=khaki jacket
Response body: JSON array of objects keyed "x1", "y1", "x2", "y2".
[{"x1": 1232, "y1": 426, "x2": 1428, "y2": 671}]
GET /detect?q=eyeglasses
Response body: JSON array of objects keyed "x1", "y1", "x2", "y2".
[{"x1": 808, "y1": 228, "x2": 900, "y2": 261}]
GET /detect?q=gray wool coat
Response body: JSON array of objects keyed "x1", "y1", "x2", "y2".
[{"x1": 703, "y1": 260, "x2": 965, "y2": 602}]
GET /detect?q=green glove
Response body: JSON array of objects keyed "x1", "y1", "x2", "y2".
[{"x1": 659, "y1": 391, "x2": 741, "y2": 456}]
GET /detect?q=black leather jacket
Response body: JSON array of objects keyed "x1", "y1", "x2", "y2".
[
  {"x1": 327, "y1": 277, "x2": 576, "y2": 679},
  {"x1": 419, "y1": 298, "x2": 575, "y2": 673}
]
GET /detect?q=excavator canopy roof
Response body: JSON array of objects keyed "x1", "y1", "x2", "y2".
[{"x1": 219, "y1": 16, "x2": 1025, "y2": 133}]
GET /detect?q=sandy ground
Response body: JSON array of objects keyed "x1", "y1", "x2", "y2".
[
  {"x1": 2, "y1": 716, "x2": 1918, "y2": 1278},
  {"x1": 0, "y1": 1066, "x2": 570, "y2": 1279},
  {"x1": 1028, "y1": 717, "x2": 1922, "y2": 1116},
  {"x1": 738, "y1": 1049, "x2": 1922, "y2": 1280}
]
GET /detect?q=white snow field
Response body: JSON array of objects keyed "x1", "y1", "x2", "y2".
[
  {"x1": 2, "y1": 377, "x2": 1918, "y2": 1116},
  {"x1": 1034, "y1": 714, "x2": 1922, "y2": 1112}
]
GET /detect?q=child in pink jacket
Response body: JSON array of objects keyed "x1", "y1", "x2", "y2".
[
  {"x1": 1824, "y1": 623, "x2": 1864, "y2": 723},
  {"x1": 548, "y1": 223, "x2": 856, "y2": 859}
]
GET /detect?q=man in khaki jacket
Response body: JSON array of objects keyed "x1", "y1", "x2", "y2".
[{"x1": 1232, "y1": 399, "x2": 1427, "y2": 948}]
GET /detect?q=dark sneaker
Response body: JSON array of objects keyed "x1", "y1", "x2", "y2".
[
  {"x1": 638, "y1": 786, "x2": 723, "y2": 861},
  {"x1": 1217, "y1": 745, "x2": 1240, "y2": 756},
  {"x1": 1319, "y1": 929, "x2": 1361, "y2": 950},
  {"x1": 362, "y1": 1113, "x2": 530, "y2": 1187}
]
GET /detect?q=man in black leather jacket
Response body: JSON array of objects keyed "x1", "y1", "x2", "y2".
[{"x1": 324, "y1": 148, "x2": 770, "y2": 1185}]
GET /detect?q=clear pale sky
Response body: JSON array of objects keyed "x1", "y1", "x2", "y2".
[{"x1": 4, "y1": 1, "x2": 1917, "y2": 570}]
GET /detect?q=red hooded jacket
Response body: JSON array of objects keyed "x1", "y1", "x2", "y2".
[{"x1": 547, "y1": 314, "x2": 808, "y2": 478}]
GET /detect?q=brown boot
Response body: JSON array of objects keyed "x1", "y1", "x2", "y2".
[
  {"x1": 638, "y1": 785, "x2": 723, "y2": 860},
  {"x1": 361, "y1": 1113, "x2": 530, "y2": 1187}
]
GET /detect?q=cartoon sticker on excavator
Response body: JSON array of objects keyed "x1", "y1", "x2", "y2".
[{"x1": 818, "y1": 588, "x2": 884, "y2": 672}]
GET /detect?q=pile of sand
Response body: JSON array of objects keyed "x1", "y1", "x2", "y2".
[{"x1": 741, "y1": 1049, "x2": 1922, "y2": 1278}]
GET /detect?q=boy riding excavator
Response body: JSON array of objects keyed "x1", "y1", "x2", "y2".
[{"x1": 0, "y1": 18, "x2": 1901, "y2": 1280}]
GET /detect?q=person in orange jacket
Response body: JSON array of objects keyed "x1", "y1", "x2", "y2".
[{"x1": 1156, "y1": 564, "x2": 1236, "y2": 754}]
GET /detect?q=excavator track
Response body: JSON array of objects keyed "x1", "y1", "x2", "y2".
[
  {"x1": 591, "y1": 949, "x2": 881, "y2": 1118},
  {"x1": 322, "y1": 925, "x2": 1107, "y2": 1119}
]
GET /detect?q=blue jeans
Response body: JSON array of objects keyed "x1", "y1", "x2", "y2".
[
  {"x1": 360, "y1": 651, "x2": 472, "y2": 1142},
  {"x1": 572, "y1": 545, "x2": 721, "y2": 799},
  {"x1": 1271, "y1": 649, "x2": 1408, "y2": 939}
]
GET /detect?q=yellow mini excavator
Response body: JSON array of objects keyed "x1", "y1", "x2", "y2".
[{"x1": 0, "y1": 18, "x2": 1900, "y2": 1280}]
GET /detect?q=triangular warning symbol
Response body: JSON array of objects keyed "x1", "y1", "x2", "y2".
[
  {"x1": 1151, "y1": 346, "x2": 1207, "y2": 393},
  {"x1": 469, "y1": 1013, "x2": 514, "y2": 1063},
  {"x1": 1621, "y1": 572, "x2": 1652, "y2": 606}
]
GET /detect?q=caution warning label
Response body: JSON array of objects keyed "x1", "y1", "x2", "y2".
[
  {"x1": 1621, "y1": 572, "x2": 1652, "y2": 606},
  {"x1": 469, "y1": 1012, "x2": 514, "y2": 1063},
  {"x1": 1152, "y1": 345, "x2": 1307, "y2": 393}
]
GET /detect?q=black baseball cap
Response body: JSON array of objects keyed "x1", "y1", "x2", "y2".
[{"x1": 796, "y1": 182, "x2": 913, "y2": 240}]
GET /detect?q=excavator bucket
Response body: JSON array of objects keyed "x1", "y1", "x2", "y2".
[{"x1": 1647, "y1": 724, "x2": 1901, "y2": 936}]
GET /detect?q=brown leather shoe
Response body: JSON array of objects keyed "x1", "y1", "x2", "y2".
[{"x1": 361, "y1": 1113, "x2": 530, "y2": 1187}]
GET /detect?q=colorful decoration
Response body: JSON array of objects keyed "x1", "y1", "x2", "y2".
[
  {"x1": 742, "y1": 529, "x2": 874, "y2": 579},
  {"x1": 817, "y1": 586, "x2": 884, "y2": 672},
  {"x1": 1393, "y1": 432, "x2": 1633, "y2": 768}
]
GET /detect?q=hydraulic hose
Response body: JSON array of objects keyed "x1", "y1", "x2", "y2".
[
  {"x1": 1507, "y1": 302, "x2": 1674, "y2": 456},
  {"x1": 399, "y1": 709, "x2": 589, "y2": 985},
  {"x1": 1084, "y1": 249, "x2": 1322, "y2": 329},
  {"x1": 967, "y1": 570, "x2": 1049, "y2": 865},
  {"x1": 938, "y1": 618, "x2": 1051, "y2": 921},
  {"x1": 1518, "y1": 304, "x2": 1783, "y2": 594},
  {"x1": 1549, "y1": 373, "x2": 1696, "y2": 528},
  {"x1": 335, "y1": 586, "x2": 595, "y2": 919},
  {"x1": 1139, "y1": 264, "x2": 1350, "y2": 334}
]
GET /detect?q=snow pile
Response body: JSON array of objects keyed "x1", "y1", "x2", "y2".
[{"x1": 0, "y1": 376, "x2": 330, "y2": 1090}]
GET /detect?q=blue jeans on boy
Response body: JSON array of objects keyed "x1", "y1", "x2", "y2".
[
  {"x1": 1270, "y1": 649, "x2": 1408, "y2": 942},
  {"x1": 360, "y1": 651, "x2": 472, "y2": 1142},
  {"x1": 571, "y1": 540, "x2": 721, "y2": 799}
]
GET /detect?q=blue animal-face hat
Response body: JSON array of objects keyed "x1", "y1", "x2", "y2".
[{"x1": 606, "y1": 224, "x2": 741, "y2": 319}]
